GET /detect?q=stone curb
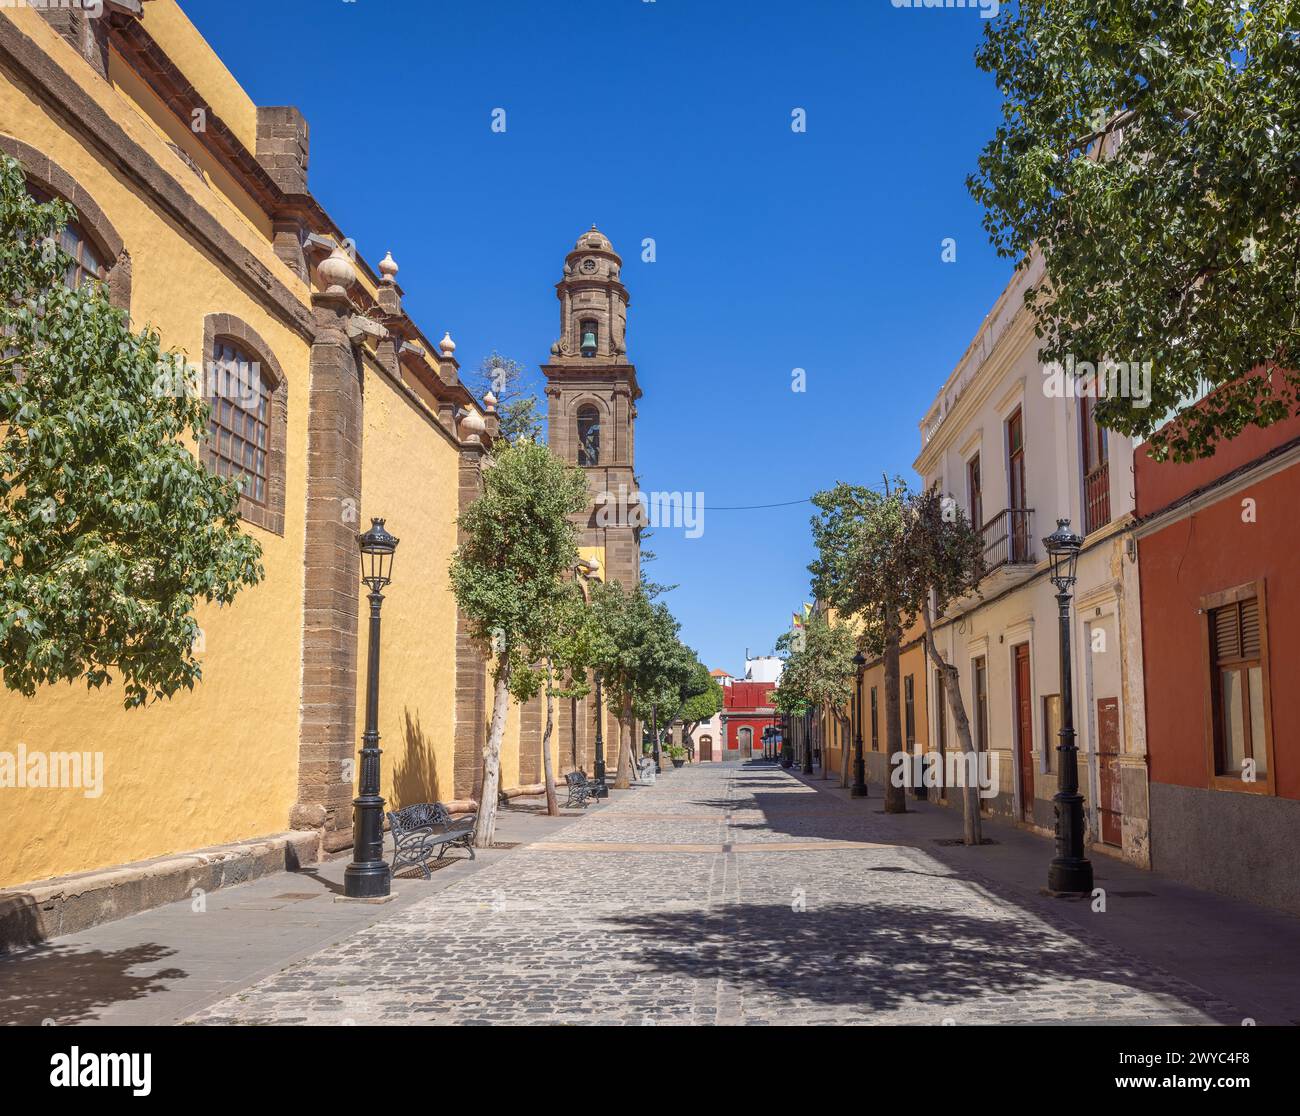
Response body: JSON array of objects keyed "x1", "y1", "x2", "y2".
[{"x1": 0, "y1": 830, "x2": 321, "y2": 952}]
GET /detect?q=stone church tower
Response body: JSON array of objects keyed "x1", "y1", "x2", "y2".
[
  {"x1": 508, "y1": 227, "x2": 642, "y2": 787},
  {"x1": 543, "y1": 225, "x2": 642, "y2": 590}
]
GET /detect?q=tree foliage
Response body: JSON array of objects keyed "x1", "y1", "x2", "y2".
[
  {"x1": 771, "y1": 612, "x2": 857, "y2": 726},
  {"x1": 969, "y1": 1, "x2": 1300, "y2": 460},
  {"x1": 469, "y1": 351, "x2": 542, "y2": 445},
  {"x1": 0, "y1": 156, "x2": 263, "y2": 708},
  {"x1": 448, "y1": 439, "x2": 588, "y2": 842},
  {"x1": 677, "y1": 659, "x2": 723, "y2": 729}
]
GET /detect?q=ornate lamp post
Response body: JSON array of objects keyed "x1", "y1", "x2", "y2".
[
  {"x1": 1043, "y1": 518, "x2": 1094, "y2": 896},
  {"x1": 592, "y1": 672, "x2": 608, "y2": 797},
  {"x1": 343, "y1": 518, "x2": 398, "y2": 900},
  {"x1": 851, "y1": 651, "x2": 868, "y2": 798},
  {"x1": 802, "y1": 710, "x2": 815, "y2": 774}
]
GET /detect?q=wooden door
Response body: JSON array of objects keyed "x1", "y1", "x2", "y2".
[
  {"x1": 699, "y1": 735, "x2": 713, "y2": 762},
  {"x1": 1013, "y1": 643, "x2": 1034, "y2": 820},
  {"x1": 1096, "y1": 697, "x2": 1122, "y2": 846}
]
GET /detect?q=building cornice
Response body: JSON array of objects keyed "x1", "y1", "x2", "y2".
[{"x1": 0, "y1": 12, "x2": 315, "y2": 339}]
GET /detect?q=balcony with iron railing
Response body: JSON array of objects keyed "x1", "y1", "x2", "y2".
[
  {"x1": 981, "y1": 507, "x2": 1036, "y2": 573},
  {"x1": 1083, "y1": 463, "x2": 1111, "y2": 535}
]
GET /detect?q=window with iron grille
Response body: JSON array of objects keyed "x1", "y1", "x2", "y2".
[
  {"x1": 1080, "y1": 395, "x2": 1111, "y2": 534},
  {"x1": 28, "y1": 186, "x2": 107, "y2": 290},
  {"x1": 205, "y1": 340, "x2": 270, "y2": 505}
]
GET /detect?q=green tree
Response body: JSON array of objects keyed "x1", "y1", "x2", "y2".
[
  {"x1": 470, "y1": 351, "x2": 542, "y2": 445},
  {"x1": 633, "y1": 632, "x2": 698, "y2": 765},
  {"x1": 675, "y1": 659, "x2": 724, "y2": 756},
  {"x1": 0, "y1": 157, "x2": 262, "y2": 708},
  {"x1": 587, "y1": 580, "x2": 684, "y2": 788},
  {"x1": 908, "y1": 487, "x2": 987, "y2": 845},
  {"x1": 535, "y1": 578, "x2": 597, "y2": 816},
  {"x1": 449, "y1": 439, "x2": 588, "y2": 846},
  {"x1": 968, "y1": 1, "x2": 1300, "y2": 461},
  {"x1": 772, "y1": 612, "x2": 857, "y2": 779},
  {"x1": 808, "y1": 480, "x2": 910, "y2": 813}
]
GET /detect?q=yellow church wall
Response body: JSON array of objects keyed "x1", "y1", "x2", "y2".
[
  {"x1": 137, "y1": 0, "x2": 261, "y2": 155},
  {"x1": 106, "y1": 51, "x2": 272, "y2": 243},
  {"x1": 354, "y1": 361, "x2": 461, "y2": 810},
  {"x1": 0, "y1": 40, "x2": 311, "y2": 886}
]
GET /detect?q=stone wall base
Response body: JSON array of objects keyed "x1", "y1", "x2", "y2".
[
  {"x1": 0, "y1": 830, "x2": 322, "y2": 952},
  {"x1": 1150, "y1": 781, "x2": 1300, "y2": 916}
]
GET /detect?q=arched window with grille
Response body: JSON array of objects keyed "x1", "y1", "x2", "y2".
[
  {"x1": 202, "y1": 315, "x2": 288, "y2": 535},
  {"x1": 206, "y1": 338, "x2": 272, "y2": 506},
  {"x1": 577, "y1": 404, "x2": 600, "y2": 466},
  {"x1": 28, "y1": 186, "x2": 109, "y2": 291},
  {"x1": 3, "y1": 137, "x2": 131, "y2": 310}
]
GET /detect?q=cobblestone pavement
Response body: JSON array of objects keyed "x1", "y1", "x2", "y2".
[{"x1": 187, "y1": 763, "x2": 1240, "y2": 1025}]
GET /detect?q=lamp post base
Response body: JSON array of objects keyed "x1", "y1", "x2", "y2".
[
  {"x1": 1046, "y1": 857, "x2": 1094, "y2": 896},
  {"x1": 851, "y1": 757, "x2": 868, "y2": 797},
  {"x1": 342, "y1": 860, "x2": 392, "y2": 900}
]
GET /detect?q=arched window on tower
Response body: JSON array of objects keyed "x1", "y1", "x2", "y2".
[{"x1": 577, "y1": 404, "x2": 600, "y2": 467}]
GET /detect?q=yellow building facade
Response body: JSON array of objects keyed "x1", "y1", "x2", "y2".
[{"x1": 0, "y1": 2, "x2": 559, "y2": 923}]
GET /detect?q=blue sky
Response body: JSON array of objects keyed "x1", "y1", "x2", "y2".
[{"x1": 182, "y1": 0, "x2": 1014, "y2": 675}]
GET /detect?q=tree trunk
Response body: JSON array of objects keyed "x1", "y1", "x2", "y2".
[
  {"x1": 541, "y1": 658, "x2": 558, "y2": 817},
  {"x1": 613, "y1": 690, "x2": 633, "y2": 790},
  {"x1": 883, "y1": 616, "x2": 907, "y2": 814},
  {"x1": 921, "y1": 606, "x2": 982, "y2": 845},
  {"x1": 473, "y1": 661, "x2": 511, "y2": 848}
]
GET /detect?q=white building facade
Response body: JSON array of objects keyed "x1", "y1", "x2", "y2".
[{"x1": 914, "y1": 256, "x2": 1150, "y2": 868}]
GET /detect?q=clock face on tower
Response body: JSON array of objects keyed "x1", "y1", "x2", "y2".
[{"x1": 580, "y1": 257, "x2": 597, "y2": 273}]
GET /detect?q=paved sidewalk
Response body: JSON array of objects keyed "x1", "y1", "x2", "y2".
[
  {"x1": 163, "y1": 762, "x2": 1294, "y2": 1026},
  {"x1": 0, "y1": 795, "x2": 595, "y2": 1026}
]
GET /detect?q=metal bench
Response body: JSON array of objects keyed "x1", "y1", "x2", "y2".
[
  {"x1": 564, "y1": 770, "x2": 593, "y2": 808},
  {"x1": 387, "y1": 802, "x2": 476, "y2": 879}
]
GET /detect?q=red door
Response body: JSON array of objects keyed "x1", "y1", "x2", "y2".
[
  {"x1": 1096, "y1": 697, "x2": 1122, "y2": 846},
  {"x1": 1013, "y1": 643, "x2": 1034, "y2": 821}
]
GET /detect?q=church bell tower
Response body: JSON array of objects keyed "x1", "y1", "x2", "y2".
[{"x1": 543, "y1": 225, "x2": 642, "y2": 589}]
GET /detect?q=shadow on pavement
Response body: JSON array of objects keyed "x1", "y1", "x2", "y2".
[
  {"x1": 0, "y1": 942, "x2": 186, "y2": 1026},
  {"x1": 606, "y1": 899, "x2": 1229, "y2": 1022}
]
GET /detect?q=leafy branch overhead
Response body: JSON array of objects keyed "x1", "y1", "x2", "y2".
[
  {"x1": 969, "y1": 1, "x2": 1300, "y2": 460},
  {"x1": 0, "y1": 157, "x2": 263, "y2": 708}
]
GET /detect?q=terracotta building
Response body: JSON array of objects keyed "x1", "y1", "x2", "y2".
[
  {"x1": 1135, "y1": 403, "x2": 1300, "y2": 913},
  {"x1": 721, "y1": 676, "x2": 780, "y2": 762}
]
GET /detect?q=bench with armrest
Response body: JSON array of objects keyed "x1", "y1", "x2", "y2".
[{"x1": 387, "y1": 802, "x2": 476, "y2": 879}]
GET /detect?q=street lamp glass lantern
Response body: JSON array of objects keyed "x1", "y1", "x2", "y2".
[
  {"x1": 357, "y1": 517, "x2": 399, "y2": 591},
  {"x1": 852, "y1": 651, "x2": 866, "y2": 672},
  {"x1": 1042, "y1": 517, "x2": 1083, "y2": 589}
]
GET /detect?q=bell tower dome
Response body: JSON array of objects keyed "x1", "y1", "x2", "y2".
[{"x1": 543, "y1": 225, "x2": 641, "y2": 589}]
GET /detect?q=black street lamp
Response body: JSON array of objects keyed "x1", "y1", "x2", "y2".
[
  {"x1": 344, "y1": 517, "x2": 398, "y2": 900},
  {"x1": 1043, "y1": 518, "x2": 1094, "y2": 897},
  {"x1": 651, "y1": 702, "x2": 662, "y2": 773},
  {"x1": 802, "y1": 710, "x2": 814, "y2": 774},
  {"x1": 592, "y1": 672, "x2": 608, "y2": 797},
  {"x1": 851, "y1": 651, "x2": 868, "y2": 798}
]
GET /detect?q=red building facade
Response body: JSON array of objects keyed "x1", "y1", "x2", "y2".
[
  {"x1": 1136, "y1": 405, "x2": 1300, "y2": 914},
  {"x1": 720, "y1": 680, "x2": 779, "y2": 762}
]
